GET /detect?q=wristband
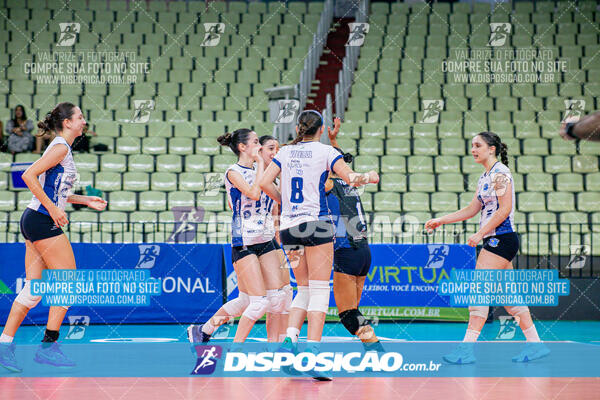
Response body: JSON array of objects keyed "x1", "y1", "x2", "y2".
[{"x1": 565, "y1": 122, "x2": 578, "y2": 139}]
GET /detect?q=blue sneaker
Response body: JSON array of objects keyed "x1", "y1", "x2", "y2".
[
  {"x1": 442, "y1": 343, "x2": 476, "y2": 365},
  {"x1": 34, "y1": 343, "x2": 75, "y2": 368},
  {"x1": 0, "y1": 343, "x2": 22, "y2": 373},
  {"x1": 277, "y1": 337, "x2": 302, "y2": 376},
  {"x1": 303, "y1": 344, "x2": 332, "y2": 381},
  {"x1": 187, "y1": 324, "x2": 211, "y2": 344},
  {"x1": 512, "y1": 342, "x2": 550, "y2": 363}
]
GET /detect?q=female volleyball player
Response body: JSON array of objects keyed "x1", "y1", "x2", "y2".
[
  {"x1": 0, "y1": 102, "x2": 107, "y2": 372},
  {"x1": 280, "y1": 118, "x2": 384, "y2": 350},
  {"x1": 260, "y1": 110, "x2": 378, "y2": 346},
  {"x1": 187, "y1": 129, "x2": 290, "y2": 344},
  {"x1": 425, "y1": 131, "x2": 548, "y2": 364},
  {"x1": 259, "y1": 135, "x2": 293, "y2": 343}
]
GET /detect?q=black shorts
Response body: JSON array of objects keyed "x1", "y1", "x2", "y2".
[
  {"x1": 483, "y1": 232, "x2": 519, "y2": 262},
  {"x1": 280, "y1": 220, "x2": 334, "y2": 247},
  {"x1": 334, "y1": 244, "x2": 372, "y2": 276},
  {"x1": 232, "y1": 238, "x2": 280, "y2": 263},
  {"x1": 20, "y1": 207, "x2": 64, "y2": 242}
]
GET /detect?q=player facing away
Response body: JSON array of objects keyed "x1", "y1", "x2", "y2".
[
  {"x1": 425, "y1": 131, "x2": 549, "y2": 364},
  {"x1": 187, "y1": 129, "x2": 291, "y2": 344},
  {"x1": 0, "y1": 103, "x2": 107, "y2": 372},
  {"x1": 260, "y1": 110, "x2": 378, "y2": 347},
  {"x1": 281, "y1": 118, "x2": 384, "y2": 351}
]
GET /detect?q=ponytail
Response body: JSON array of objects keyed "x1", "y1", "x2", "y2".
[
  {"x1": 290, "y1": 110, "x2": 323, "y2": 145},
  {"x1": 217, "y1": 128, "x2": 252, "y2": 157},
  {"x1": 499, "y1": 142, "x2": 509, "y2": 167},
  {"x1": 38, "y1": 102, "x2": 77, "y2": 136}
]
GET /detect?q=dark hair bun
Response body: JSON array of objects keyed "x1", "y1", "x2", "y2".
[{"x1": 217, "y1": 132, "x2": 232, "y2": 146}]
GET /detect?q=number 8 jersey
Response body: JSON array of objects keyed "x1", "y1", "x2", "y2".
[
  {"x1": 272, "y1": 141, "x2": 343, "y2": 230},
  {"x1": 225, "y1": 163, "x2": 276, "y2": 246}
]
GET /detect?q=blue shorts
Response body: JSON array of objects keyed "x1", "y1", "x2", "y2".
[
  {"x1": 20, "y1": 207, "x2": 64, "y2": 242},
  {"x1": 334, "y1": 243, "x2": 372, "y2": 276},
  {"x1": 232, "y1": 238, "x2": 280, "y2": 263}
]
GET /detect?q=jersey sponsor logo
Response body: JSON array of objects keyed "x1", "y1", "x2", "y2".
[
  {"x1": 192, "y1": 345, "x2": 223, "y2": 375},
  {"x1": 425, "y1": 245, "x2": 449, "y2": 269},
  {"x1": 290, "y1": 150, "x2": 313, "y2": 159}
]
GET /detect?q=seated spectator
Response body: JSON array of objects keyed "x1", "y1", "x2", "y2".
[{"x1": 6, "y1": 105, "x2": 34, "y2": 154}]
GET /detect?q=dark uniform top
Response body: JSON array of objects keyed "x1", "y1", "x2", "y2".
[{"x1": 326, "y1": 177, "x2": 368, "y2": 250}]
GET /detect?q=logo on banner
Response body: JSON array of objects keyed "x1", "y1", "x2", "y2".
[
  {"x1": 65, "y1": 315, "x2": 90, "y2": 340},
  {"x1": 496, "y1": 315, "x2": 519, "y2": 340},
  {"x1": 191, "y1": 345, "x2": 223, "y2": 375},
  {"x1": 420, "y1": 100, "x2": 444, "y2": 123},
  {"x1": 169, "y1": 207, "x2": 205, "y2": 243},
  {"x1": 0, "y1": 279, "x2": 13, "y2": 294},
  {"x1": 201, "y1": 23, "x2": 225, "y2": 46},
  {"x1": 57, "y1": 23, "x2": 80, "y2": 46},
  {"x1": 562, "y1": 100, "x2": 585, "y2": 123},
  {"x1": 132, "y1": 100, "x2": 155, "y2": 123},
  {"x1": 425, "y1": 245, "x2": 449, "y2": 269},
  {"x1": 136, "y1": 245, "x2": 161, "y2": 269},
  {"x1": 275, "y1": 100, "x2": 299, "y2": 124},
  {"x1": 565, "y1": 245, "x2": 589, "y2": 269},
  {"x1": 488, "y1": 23, "x2": 511, "y2": 47},
  {"x1": 346, "y1": 23, "x2": 369, "y2": 46}
]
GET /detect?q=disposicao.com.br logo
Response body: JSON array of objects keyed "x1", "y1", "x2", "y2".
[{"x1": 223, "y1": 351, "x2": 441, "y2": 374}]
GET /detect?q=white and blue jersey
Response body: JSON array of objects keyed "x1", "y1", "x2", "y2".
[
  {"x1": 225, "y1": 163, "x2": 276, "y2": 247},
  {"x1": 272, "y1": 141, "x2": 343, "y2": 231},
  {"x1": 477, "y1": 161, "x2": 516, "y2": 238},
  {"x1": 28, "y1": 136, "x2": 78, "y2": 216}
]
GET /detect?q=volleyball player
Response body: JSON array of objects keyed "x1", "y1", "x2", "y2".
[
  {"x1": 259, "y1": 110, "x2": 378, "y2": 348},
  {"x1": 187, "y1": 129, "x2": 290, "y2": 344},
  {"x1": 259, "y1": 135, "x2": 293, "y2": 343},
  {"x1": 425, "y1": 131, "x2": 549, "y2": 364},
  {"x1": 0, "y1": 103, "x2": 107, "y2": 372}
]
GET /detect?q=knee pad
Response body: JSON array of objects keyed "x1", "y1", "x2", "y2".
[
  {"x1": 339, "y1": 308, "x2": 370, "y2": 336},
  {"x1": 290, "y1": 285, "x2": 309, "y2": 311},
  {"x1": 267, "y1": 287, "x2": 291, "y2": 314},
  {"x1": 15, "y1": 280, "x2": 42, "y2": 309},
  {"x1": 241, "y1": 296, "x2": 269, "y2": 321},
  {"x1": 307, "y1": 280, "x2": 330, "y2": 313},
  {"x1": 282, "y1": 284, "x2": 293, "y2": 313},
  {"x1": 505, "y1": 306, "x2": 529, "y2": 317},
  {"x1": 222, "y1": 292, "x2": 250, "y2": 317},
  {"x1": 469, "y1": 305, "x2": 489, "y2": 319}
]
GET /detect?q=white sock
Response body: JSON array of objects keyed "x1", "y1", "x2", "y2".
[
  {"x1": 0, "y1": 333, "x2": 13, "y2": 343},
  {"x1": 307, "y1": 339, "x2": 319, "y2": 343},
  {"x1": 287, "y1": 327, "x2": 300, "y2": 343},
  {"x1": 523, "y1": 325, "x2": 540, "y2": 342},
  {"x1": 463, "y1": 329, "x2": 480, "y2": 342},
  {"x1": 202, "y1": 320, "x2": 216, "y2": 335}
]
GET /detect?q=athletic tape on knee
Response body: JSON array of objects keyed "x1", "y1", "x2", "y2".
[
  {"x1": 241, "y1": 296, "x2": 269, "y2": 321},
  {"x1": 469, "y1": 305, "x2": 489, "y2": 319},
  {"x1": 222, "y1": 292, "x2": 250, "y2": 317},
  {"x1": 505, "y1": 306, "x2": 529, "y2": 316},
  {"x1": 339, "y1": 309, "x2": 370, "y2": 336},
  {"x1": 15, "y1": 280, "x2": 41, "y2": 309},
  {"x1": 307, "y1": 280, "x2": 330, "y2": 313},
  {"x1": 290, "y1": 285, "x2": 309, "y2": 311}
]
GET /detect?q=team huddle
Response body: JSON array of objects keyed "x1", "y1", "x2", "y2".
[{"x1": 0, "y1": 103, "x2": 548, "y2": 374}]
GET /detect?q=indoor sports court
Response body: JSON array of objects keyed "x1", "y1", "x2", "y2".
[{"x1": 1, "y1": 0, "x2": 599, "y2": 399}]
